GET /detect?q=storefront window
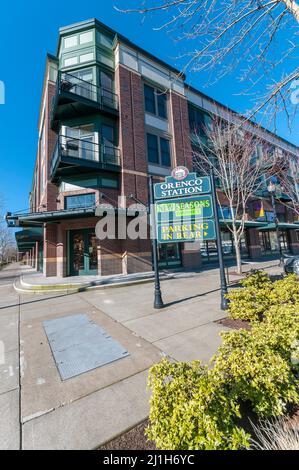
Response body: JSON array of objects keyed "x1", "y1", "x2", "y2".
[
  {"x1": 259, "y1": 230, "x2": 290, "y2": 254},
  {"x1": 201, "y1": 229, "x2": 248, "y2": 261}
]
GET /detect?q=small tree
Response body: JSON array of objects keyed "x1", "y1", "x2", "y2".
[
  {"x1": 273, "y1": 161, "x2": 299, "y2": 219},
  {"x1": 192, "y1": 118, "x2": 279, "y2": 274},
  {"x1": 0, "y1": 195, "x2": 16, "y2": 265}
]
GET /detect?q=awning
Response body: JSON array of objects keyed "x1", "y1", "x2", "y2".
[
  {"x1": 259, "y1": 223, "x2": 299, "y2": 231},
  {"x1": 15, "y1": 228, "x2": 43, "y2": 251},
  {"x1": 220, "y1": 219, "x2": 266, "y2": 228},
  {"x1": 6, "y1": 205, "x2": 146, "y2": 228},
  {"x1": 6, "y1": 206, "x2": 96, "y2": 227}
]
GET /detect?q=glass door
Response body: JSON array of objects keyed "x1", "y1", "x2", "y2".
[
  {"x1": 64, "y1": 125, "x2": 95, "y2": 161},
  {"x1": 101, "y1": 124, "x2": 115, "y2": 163},
  {"x1": 158, "y1": 243, "x2": 182, "y2": 268},
  {"x1": 80, "y1": 126, "x2": 95, "y2": 161},
  {"x1": 71, "y1": 68, "x2": 94, "y2": 101},
  {"x1": 100, "y1": 71, "x2": 114, "y2": 107},
  {"x1": 70, "y1": 229, "x2": 98, "y2": 275}
]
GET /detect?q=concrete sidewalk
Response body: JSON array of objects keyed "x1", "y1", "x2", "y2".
[{"x1": 0, "y1": 260, "x2": 281, "y2": 449}]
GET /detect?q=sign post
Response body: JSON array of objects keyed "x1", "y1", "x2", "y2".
[
  {"x1": 210, "y1": 166, "x2": 228, "y2": 310},
  {"x1": 148, "y1": 175, "x2": 164, "y2": 309},
  {"x1": 150, "y1": 166, "x2": 228, "y2": 311}
]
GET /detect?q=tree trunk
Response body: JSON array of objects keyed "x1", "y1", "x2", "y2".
[{"x1": 233, "y1": 231, "x2": 242, "y2": 275}]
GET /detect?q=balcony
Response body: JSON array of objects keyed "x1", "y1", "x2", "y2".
[
  {"x1": 51, "y1": 72, "x2": 119, "y2": 130},
  {"x1": 50, "y1": 134, "x2": 121, "y2": 182}
]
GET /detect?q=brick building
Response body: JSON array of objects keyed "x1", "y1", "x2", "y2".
[{"x1": 7, "y1": 18, "x2": 299, "y2": 277}]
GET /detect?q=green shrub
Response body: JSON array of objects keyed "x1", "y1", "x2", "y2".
[
  {"x1": 252, "y1": 304, "x2": 299, "y2": 366},
  {"x1": 268, "y1": 274, "x2": 299, "y2": 306},
  {"x1": 240, "y1": 270, "x2": 271, "y2": 288},
  {"x1": 227, "y1": 272, "x2": 299, "y2": 322},
  {"x1": 212, "y1": 328, "x2": 299, "y2": 417},
  {"x1": 226, "y1": 284, "x2": 272, "y2": 322},
  {"x1": 146, "y1": 271, "x2": 299, "y2": 450},
  {"x1": 146, "y1": 359, "x2": 250, "y2": 450}
]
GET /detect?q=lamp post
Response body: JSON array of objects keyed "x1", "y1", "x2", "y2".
[
  {"x1": 148, "y1": 176, "x2": 164, "y2": 309},
  {"x1": 267, "y1": 181, "x2": 283, "y2": 266},
  {"x1": 210, "y1": 166, "x2": 229, "y2": 310}
]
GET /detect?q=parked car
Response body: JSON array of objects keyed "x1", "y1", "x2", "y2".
[{"x1": 283, "y1": 255, "x2": 299, "y2": 275}]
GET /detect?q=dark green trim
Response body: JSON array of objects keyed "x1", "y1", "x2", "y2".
[
  {"x1": 259, "y1": 223, "x2": 299, "y2": 231},
  {"x1": 220, "y1": 219, "x2": 266, "y2": 228},
  {"x1": 56, "y1": 18, "x2": 183, "y2": 77},
  {"x1": 69, "y1": 228, "x2": 98, "y2": 276}
]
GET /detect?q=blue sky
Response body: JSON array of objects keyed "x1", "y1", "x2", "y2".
[{"x1": 0, "y1": 0, "x2": 298, "y2": 214}]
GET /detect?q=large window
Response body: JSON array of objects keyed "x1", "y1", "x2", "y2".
[
  {"x1": 100, "y1": 71, "x2": 113, "y2": 91},
  {"x1": 144, "y1": 84, "x2": 168, "y2": 119},
  {"x1": 188, "y1": 105, "x2": 210, "y2": 135},
  {"x1": 147, "y1": 133, "x2": 171, "y2": 167},
  {"x1": 60, "y1": 173, "x2": 119, "y2": 192},
  {"x1": 65, "y1": 193, "x2": 96, "y2": 210}
]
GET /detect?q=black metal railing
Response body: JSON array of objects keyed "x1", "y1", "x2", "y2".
[
  {"x1": 50, "y1": 134, "x2": 121, "y2": 176},
  {"x1": 56, "y1": 71, "x2": 119, "y2": 111}
]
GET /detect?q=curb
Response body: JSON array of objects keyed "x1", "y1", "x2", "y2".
[{"x1": 14, "y1": 272, "x2": 174, "y2": 294}]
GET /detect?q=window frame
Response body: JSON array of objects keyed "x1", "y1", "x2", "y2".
[
  {"x1": 64, "y1": 193, "x2": 96, "y2": 210},
  {"x1": 146, "y1": 132, "x2": 172, "y2": 168},
  {"x1": 144, "y1": 83, "x2": 168, "y2": 120}
]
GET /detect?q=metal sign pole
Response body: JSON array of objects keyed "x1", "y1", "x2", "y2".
[
  {"x1": 148, "y1": 176, "x2": 164, "y2": 309},
  {"x1": 210, "y1": 166, "x2": 229, "y2": 311}
]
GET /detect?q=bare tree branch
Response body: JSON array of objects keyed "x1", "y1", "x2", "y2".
[{"x1": 117, "y1": 0, "x2": 299, "y2": 122}]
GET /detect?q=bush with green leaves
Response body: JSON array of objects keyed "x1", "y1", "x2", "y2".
[
  {"x1": 227, "y1": 272, "x2": 299, "y2": 322},
  {"x1": 267, "y1": 274, "x2": 299, "y2": 306},
  {"x1": 146, "y1": 359, "x2": 250, "y2": 450},
  {"x1": 226, "y1": 284, "x2": 272, "y2": 321},
  {"x1": 240, "y1": 270, "x2": 272, "y2": 289},
  {"x1": 212, "y1": 328, "x2": 299, "y2": 417},
  {"x1": 252, "y1": 304, "x2": 299, "y2": 365},
  {"x1": 146, "y1": 270, "x2": 299, "y2": 450}
]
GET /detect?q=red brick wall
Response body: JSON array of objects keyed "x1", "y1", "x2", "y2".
[
  {"x1": 44, "y1": 224, "x2": 57, "y2": 276},
  {"x1": 170, "y1": 91, "x2": 193, "y2": 170},
  {"x1": 115, "y1": 65, "x2": 149, "y2": 206}
]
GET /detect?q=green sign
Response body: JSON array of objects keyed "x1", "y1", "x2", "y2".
[
  {"x1": 157, "y1": 220, "x2": 216, "y2": 244},
  {"x1": 155, "y1": 195, "x2": 213, "y2": 223},
  {"x1": 154, "y1": 172, "x2": 211, "y2": 200}
]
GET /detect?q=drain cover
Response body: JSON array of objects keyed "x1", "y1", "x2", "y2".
[{"x1": 43, "y1": 314, "x2": 129, "y2": 380}]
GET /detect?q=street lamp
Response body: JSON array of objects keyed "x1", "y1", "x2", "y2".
[{"x1": 267, "y1": 181, "x2": 283, "y2": 266}]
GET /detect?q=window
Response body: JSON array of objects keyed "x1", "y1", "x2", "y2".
[
  {"x1": 101, "y1": 124, "x2": 117, "y2": 162},
  {"x1": 79, "y1": 31, "x2": 93, "y2": 44},
  {"x1": 64, "y1": 56, "x2": 78, "y2": 67},
  {"x1": 144, "y1": 84, "x2": 168, "y2": 119},
  {"x1": 66, "y1": 69, "x2": 94, "y2": 100},
  {"x1": 147, "y1": 134, "x2": 159, "y2": 164},
  {"x1": 144, "y1": 85, "x2": 156, "y2": 114},
  {"x1": 100, "y1": 71, "x2": 113, "y2": 90},
  {"x1": 61, "y1": 173, "x2": 119, "y2": 192},
  {"x1": 157, "y1": 92, "x2": 167, "y2": 119},
  {"x1": 64, "y1": 35, "x2": 78, "y2": 49},
  {"x1": 65, "y1": 193, "x2": 96, "y2": 210},
  {"x1": 188, "y1": 105, "x2": 210, "y2": 135},
  {"x1": 147, "y1": 133, "x2": 171, "y2": 167},
  {"x1": 160, "y1": 138, "x2": 171, "y2": 166},
  {"x1": 79, "y1": 52, "x2": 94, "y2": 63},
  {"x1": 100, "y1": 71, "x2": 115, "y2": 107},
  {"x1": 101, "y1": 124, "x2": 114, "y2": 145}
]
